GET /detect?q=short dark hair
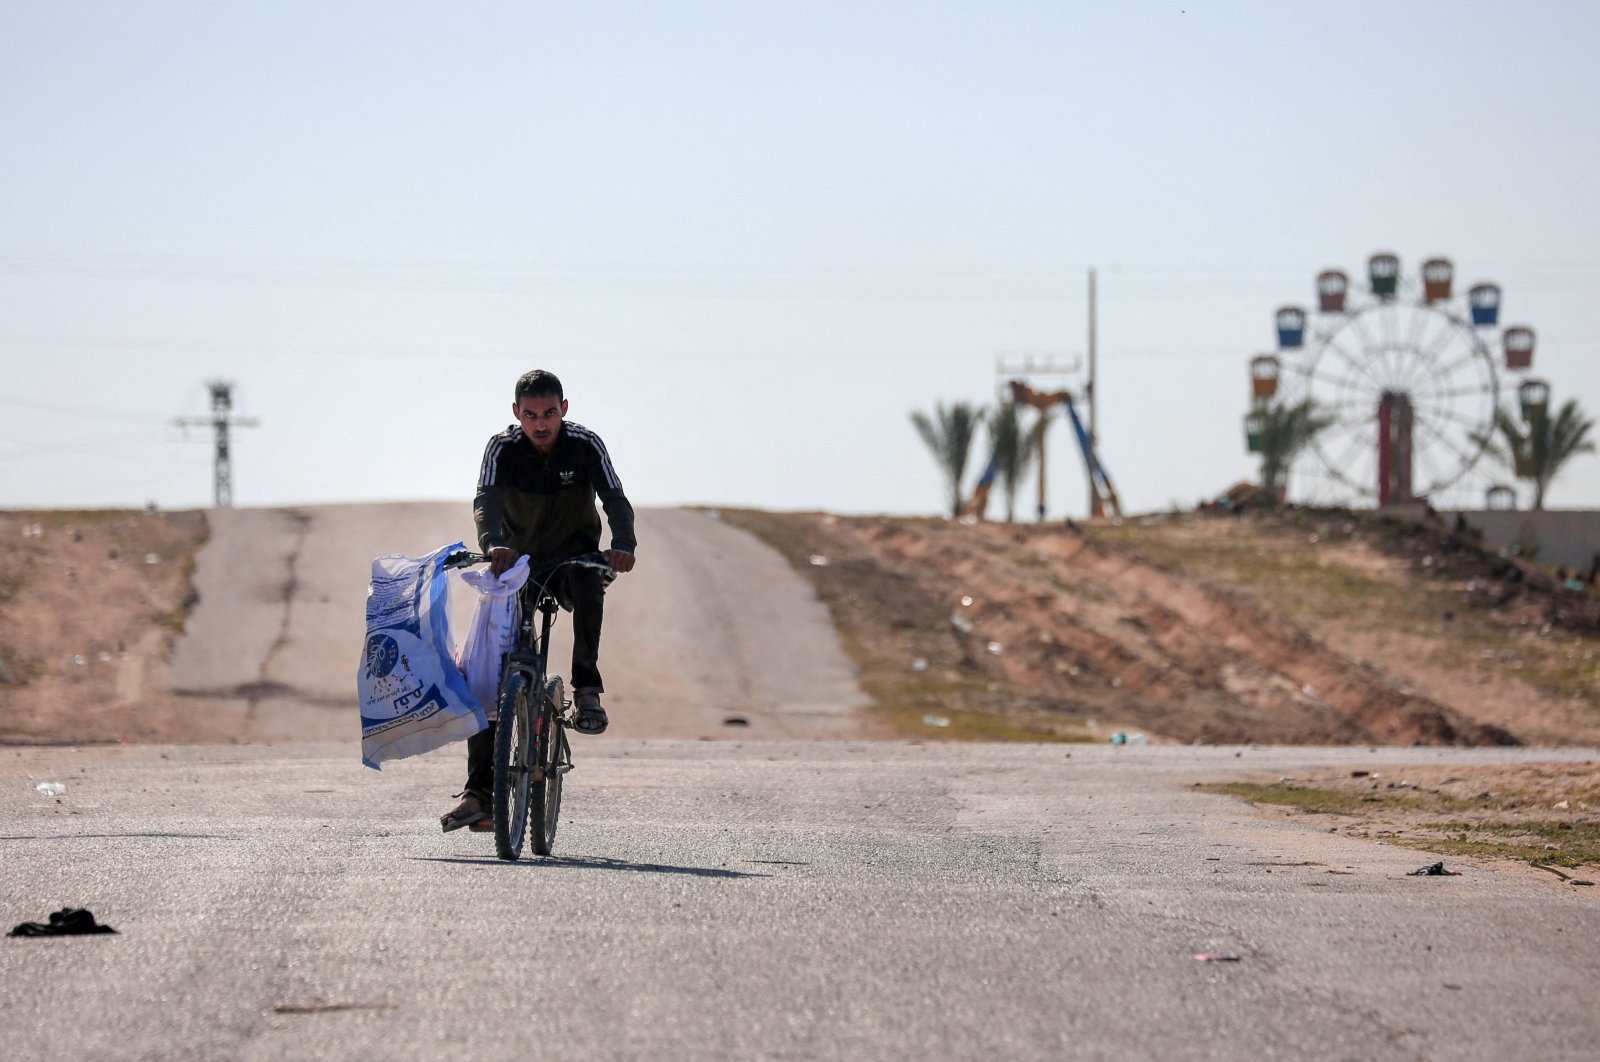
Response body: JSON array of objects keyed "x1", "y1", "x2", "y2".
[{"x1": 514, "y1": 369, "x2": 564, "y2": 403}]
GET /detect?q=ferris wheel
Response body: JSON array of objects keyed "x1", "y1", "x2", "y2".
[{"x1": 1245, "y1": 253, "x2": 1544, "y2": 507}]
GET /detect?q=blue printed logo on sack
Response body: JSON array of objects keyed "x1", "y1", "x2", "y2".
[{"x1": 363, "y1": 633, "x2": 400, "y2": 679}]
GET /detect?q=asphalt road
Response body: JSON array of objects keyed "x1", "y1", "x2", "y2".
[
  {"x1": 3, "y1": 741, "x2": 1598, "y2": 1060},
  {"x1": 164, "y1": 504, "x2": 868, "y2": 742}
]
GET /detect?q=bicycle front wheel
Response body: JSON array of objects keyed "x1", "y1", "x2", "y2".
[
  {"x1": 529, "y1": 676, "x2": 566, "y2": 856},
  {"x1": 492, "y1": 668, "x2": 536, "y2": 861}
]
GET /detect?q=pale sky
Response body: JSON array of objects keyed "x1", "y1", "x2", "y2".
[{"x1": 4, "y1": 1, "x2": 1598, "y2": 518}]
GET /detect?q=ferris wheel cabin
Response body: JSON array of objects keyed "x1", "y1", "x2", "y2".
[
  {"x1": 1504, "y1": 326, "x2": 1536, "y2": 371},
  {"x1": 1518, "y1": 378, "x2": 1550, "y2": 422},
  {"x1": 1249, "y1": 355, "x2": 1280, "y2": 399},
  {"x1": 1368, "y1": 253, "x2": 1401, "y2": 298},
  {"x1": 1317, "y1": 270, "x2": 1348, "y2": 313},
  {"x1": 1469, "y1": 283, "x2": 1501, "y2": 327},
  {"x1": 1275, "y1": 307, "x2": 1306, "y2": 349},
  {"x1": 1422, "y1": 257, "x2": 1454, "y2": 302}
]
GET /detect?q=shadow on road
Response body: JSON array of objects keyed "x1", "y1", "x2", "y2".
[
  {"x1": 411, "y1": 854, "x2": 770, "y2": 879},
  {"x1": 0, "y1": 832, "x2": 231, "y2": 841}
]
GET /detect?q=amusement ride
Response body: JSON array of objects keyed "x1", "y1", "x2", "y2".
[{"x1": 1246, "y1": 253, "x2": 1547, "y2": 508}]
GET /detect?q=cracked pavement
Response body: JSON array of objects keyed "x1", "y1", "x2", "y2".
[{"x1": 3, "y1": 741, "x2": 1598, "y2": 1060}]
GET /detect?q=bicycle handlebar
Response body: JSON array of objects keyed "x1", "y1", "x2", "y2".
[{"x1": 442, "y1": 550, "x2": 616, "y2": 577}]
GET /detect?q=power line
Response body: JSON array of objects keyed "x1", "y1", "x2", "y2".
[{"x1": 0, "y1": 394, "x2": 172, "y2": 425}]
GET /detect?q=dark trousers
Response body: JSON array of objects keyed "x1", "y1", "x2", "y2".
[{"x1": 465, "y1": 564, "x2": 608, "y2": 799}]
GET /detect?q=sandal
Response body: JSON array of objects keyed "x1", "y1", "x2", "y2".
[
  {"x1": 573, "y1": 690, "x2": 608, "y2": 735},
  {"x1": 440, "y1": 793, "x2": 491, "y2": 833}
]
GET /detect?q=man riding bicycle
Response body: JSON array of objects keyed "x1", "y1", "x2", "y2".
[{"x1": 442, "y1": 369, "x2": 637, "y2": 833}]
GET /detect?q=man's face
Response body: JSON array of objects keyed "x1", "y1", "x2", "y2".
[{"x1": 514, "y1": 393, "x2": 568, "y2": 454}]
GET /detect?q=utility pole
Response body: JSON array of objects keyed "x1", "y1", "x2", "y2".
[
  {"x1": 174, "y1": 381, "x2": 260, "y2": 508},
  {"x1": 1087, "y1": 267, "x2": 1098, "y2": 518}
]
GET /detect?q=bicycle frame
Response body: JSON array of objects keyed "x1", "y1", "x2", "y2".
[
  {"x1": 504, "y1": 583, "x2": 559, "y2": 710},
  {"x1": 502, "y1": 554, "x2": 609, "y2": 720},
  {"x1": 504, "y1": 582, "x2": 569, "y2": 781},
  {"x1": 445, "y1": 550, "x2": 610, "y2": 858}
]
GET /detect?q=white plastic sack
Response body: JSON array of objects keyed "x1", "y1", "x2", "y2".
[
  {"x1": 359, "y1": 542, "x2": 486, "y2": 770},
  {"x1": 455, "y1": 556, "x2": 530, "y2": 722}
]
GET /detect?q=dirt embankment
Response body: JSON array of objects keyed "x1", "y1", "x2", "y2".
[
  {"x1": 0, "y1": 509, "x2": 208, "y2": 744},
  {"x1": 720, "y1": 507, "x2": 1600, "y2": 747}
]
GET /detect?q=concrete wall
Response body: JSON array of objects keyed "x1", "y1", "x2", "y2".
[{"x1": 1453, "y1": 509, "x2": 1600, "y2": 573}]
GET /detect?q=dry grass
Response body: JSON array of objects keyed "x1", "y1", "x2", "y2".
[{"x1": 1200, "y1": 763, "x2": 1600, "y2": 871}]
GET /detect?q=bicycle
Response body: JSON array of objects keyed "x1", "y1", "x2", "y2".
[{"x1": 444, "y1": 551, "x2": 616, "y2": 860}]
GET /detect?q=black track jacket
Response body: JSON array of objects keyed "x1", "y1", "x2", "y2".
[{"x1": 474, "y1": 421, "x2": 637, "y2": 561}]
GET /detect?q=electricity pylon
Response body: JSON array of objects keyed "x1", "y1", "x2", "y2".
[{"x1": 174, "y1": 381, "x2": 260, "y2": 508}]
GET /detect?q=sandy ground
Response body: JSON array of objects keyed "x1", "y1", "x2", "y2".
[
  {"x1": 721, "y1": 506, "x2": 1600, "y2": 747},
  {"x1": 0, "y1": 508, "x2": 208, "y2": 743}
]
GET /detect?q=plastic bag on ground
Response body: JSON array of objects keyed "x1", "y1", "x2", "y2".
[
  {"x1": 456, "y1": 556, "x2": 530, "y2": 721},
  {"x1": 359, "y1": 542, "x2": 485, "y2": 770}
]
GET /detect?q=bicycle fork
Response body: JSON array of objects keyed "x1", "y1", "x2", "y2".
[{"x1": 528, "y1": 683, "x2": 575, "y2": 783}]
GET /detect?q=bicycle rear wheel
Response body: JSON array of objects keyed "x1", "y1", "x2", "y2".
[
  {"x1": 529, "y1": 676, "x2": 566, "y2": 856},
  {"x1": 492, "y1": 668, "x2": 536, "y2": 861}
]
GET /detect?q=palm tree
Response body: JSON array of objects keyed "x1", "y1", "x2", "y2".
[
  {"x1": 1476, "y1": 398, "x2": 1595, "y2": 510},
  {"x1": 984, "y1": 401, "x2": 1049, "y2": 522},
  {"x1": 911, "y1": 401, "x2": 987, "y2": 518},
  {"x1": 1256, "y1": 399, "x2": 1333, "y2": 497}
]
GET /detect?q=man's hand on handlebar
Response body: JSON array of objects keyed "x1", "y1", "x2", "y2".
[{"x1": 484, "y1": 547, "x2": 632, "y2": 576}]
